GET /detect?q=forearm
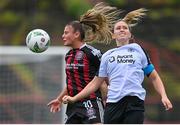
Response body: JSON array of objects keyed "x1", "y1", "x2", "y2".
[
  {"x1": 150, "y1": 70, "x2": 167, "y2": 98},
  {"x1": 74, "y1": 76, "x2": 104, "y2": 101}
]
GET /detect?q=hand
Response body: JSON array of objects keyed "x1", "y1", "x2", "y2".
[
  {"x1": 47, "y1": 98, "x2": 61, "y2": 113},
  {"x1": 62, "y1": 95, "x2": 75, "y2": 104},
  {"x1": 161, "y1": 97, "x2": 173, "y2": 111}
]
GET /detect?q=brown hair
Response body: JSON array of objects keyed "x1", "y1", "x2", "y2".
[
  {"x1": 67, "y1": 21, "x2": 85, "y2": 40},
  {"x1": 121, "y1": 8, "x2": 147, "y2": 28},
  {"x1": 67, "y1": 2, "x2": 122, "y2": 44}
]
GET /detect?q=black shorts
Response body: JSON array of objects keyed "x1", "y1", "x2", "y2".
[
  {"x1": 65, "y1": 98, "x2": 104, "y2": 124},
  {"x1": 104, "y1": 96, "x2": 144, "y2": 124}
]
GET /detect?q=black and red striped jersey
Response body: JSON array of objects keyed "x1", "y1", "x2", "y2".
[{"x1": 65, "y1": 43, "x2": 102, "y2": 101}]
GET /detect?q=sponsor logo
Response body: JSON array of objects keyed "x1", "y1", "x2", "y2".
[
  {"x1": 109, "y1": 54, "x2": 135, "y2": 64},
  {"x1": 66, "y1": 63, "x2": 84, "y2": 69},
  {"x1": 109, "y1": 56, "x2": 115, "y2": 63}
]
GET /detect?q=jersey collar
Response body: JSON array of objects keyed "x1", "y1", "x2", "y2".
[{"x1": 80, "y1": 43, "x2": 87, "y2": 49}]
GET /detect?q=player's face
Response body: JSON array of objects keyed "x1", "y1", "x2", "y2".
[
  {"x1": 62, "y1": 25, "x2": 76, "y2": 46},
  {"x1": 113, "y1": 21, "x2": 131, "y2": 42}
]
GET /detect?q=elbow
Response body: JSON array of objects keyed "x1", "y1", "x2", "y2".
[{"x1": 149, "y1": 70, "x2": 158, "y2": 81}]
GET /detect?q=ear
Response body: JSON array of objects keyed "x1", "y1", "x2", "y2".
[{"x1": 74, "y1": 31, "x2": 80, "y2": 39}]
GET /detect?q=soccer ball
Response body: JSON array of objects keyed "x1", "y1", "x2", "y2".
[{"x1": 26, "y1": 29, "x2": 50, "y2": 53}]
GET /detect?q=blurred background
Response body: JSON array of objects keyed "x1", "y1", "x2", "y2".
[{"x1": 0, "y1": 0, "x2": 180, "y2": 123}]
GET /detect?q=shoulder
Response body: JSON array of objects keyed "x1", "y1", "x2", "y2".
[
  {"x1": 83, "y1": 44, "x2": 98, "y2": 50},
  {"x1": 129, "y1": 43, "x2": 142, "y2": 49},
  {"x1": 130, "y1": 43, "x2": 151, "y2": 63},
  {"x1": 128, "y1": 43, "x2": 146, "y2": 54},
  {"x1": 82, "y1": 44, "x2": 102, "y2": 57},
  {"x1": 102, "y1": 48, "x2": 117, "y2": 59}
]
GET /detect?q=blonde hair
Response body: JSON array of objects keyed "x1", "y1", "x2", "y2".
[
  {"x1": 80, "y1": 2, "x2": 122, "y2": 44},
  {"x1": 121, "y1": 8, "x2": 147, "y2": 28}
]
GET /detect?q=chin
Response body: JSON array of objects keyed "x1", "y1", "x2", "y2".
[
  {"x1": 117, "y1": 37, "x2": 128, "y2": 42},
  {"x1": 63, "y1": 41, "x2": 68, "y2": 45},
  {"x1": 64, "y1": 43, "x2": 71, "y2": 47}
]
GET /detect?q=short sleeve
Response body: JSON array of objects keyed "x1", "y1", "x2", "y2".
[
  {"x1": 83, "y1": 45, "x2": 102, "y2": 70},
  {"x1": 97, "y1": 54, "x2": 108, "y2": 77},
  {"x1": 89, "y1": 49, "x2": 102, "y2": 70},
  {"x1": 141, "y1": 47, "x2": 155, "y2": 76}
]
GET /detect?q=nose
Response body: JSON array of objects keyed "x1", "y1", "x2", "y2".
[
  {"x1": 62, "y1": 34, "x2": 65, "y2": 39},
  {"x1": 120, "y1": 28, "x2": 124, "y2": 32},
  {"x1": 120, "y1": 28, "x2": 126, "y2": 34}
]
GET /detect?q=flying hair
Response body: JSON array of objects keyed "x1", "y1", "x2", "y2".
[
  {"x1": 121, "y1": 8, "x2": 147, "y2": 28},
  {"x1": 80, "y1": 2, "x2": 122, "y2": 44}
]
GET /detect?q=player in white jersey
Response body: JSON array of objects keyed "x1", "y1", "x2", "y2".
[{"x1": 62, "y1": 8, "x2": 173, "y2": 124}]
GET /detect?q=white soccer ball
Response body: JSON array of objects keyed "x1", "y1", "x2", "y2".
[{"x1": 26, "y1": 29, "x2": 50, "y2": 53}]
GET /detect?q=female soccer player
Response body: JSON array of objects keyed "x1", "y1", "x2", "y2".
[
  {"x1": 62, "y1": 8, "x2": 173, "y2": 124},
  {"x1": 47, "y1": 2, "x2": 121, "y2": 124}
]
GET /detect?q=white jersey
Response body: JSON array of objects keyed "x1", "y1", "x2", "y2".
[{"x1": 98, "y1": 43, "x2": 154, "y2": 103}]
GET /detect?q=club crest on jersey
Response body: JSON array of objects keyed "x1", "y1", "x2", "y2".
[
  {"x1": 75, "y1": 51, "x2": 84, "y2": 60},
  {"x1": 128, "y1": 48, "x2": 135, "y2": 52}
]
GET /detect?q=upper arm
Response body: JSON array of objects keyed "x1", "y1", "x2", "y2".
[
  {"x1": 141, "y1": 47, "x2": 155, "y2": 77},
  {"x1": 148, "y1": 70, "x2": 158, "y2": 81}
]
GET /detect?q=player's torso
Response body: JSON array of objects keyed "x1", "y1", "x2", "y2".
[
  {"x1": 66, "y1": 49, "x2": 95, "y2": 84},
  {"x1": 106, "y1": 43, "x2": 144, "y2": 77},
  {"x1": 65, "y1": 45, "x2": 101, "y2": 98},
  {"x1": 104, "y1": 43, "x2": 146, "y2": 102}
]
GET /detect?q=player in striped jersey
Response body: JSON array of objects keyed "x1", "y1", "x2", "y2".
[
  {"x1": 62, "y1": 8, "x2": 173, "y2": 124},
  {"x1": 47, "y1": 2, "x2": 121, "y2": 124}
]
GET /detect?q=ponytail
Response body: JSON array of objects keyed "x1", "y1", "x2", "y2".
[{"x1": 80, "y1": 2, "x2": 122, "y2": 44}]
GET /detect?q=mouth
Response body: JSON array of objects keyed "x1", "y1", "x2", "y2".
[
  {"x1": 63, "y1": 39, "x2": 66, "y2": 42},
  {"x1": 119, "y1": 34, "x2": 126, "y2": 37},
  {"x1": 113, "y1": 33, "x2": 126, "y2": 39},
  {"x1": 118, "y1": 31, "x2": 126, "y2": 35}
]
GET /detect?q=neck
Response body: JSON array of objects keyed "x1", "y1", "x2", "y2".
[
  {"x1": 116, "y1": 40, "x2": 129, "y2": 47},
  {"x1": 72, "y1": 40, "x2": 85, "y2": 49}
]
